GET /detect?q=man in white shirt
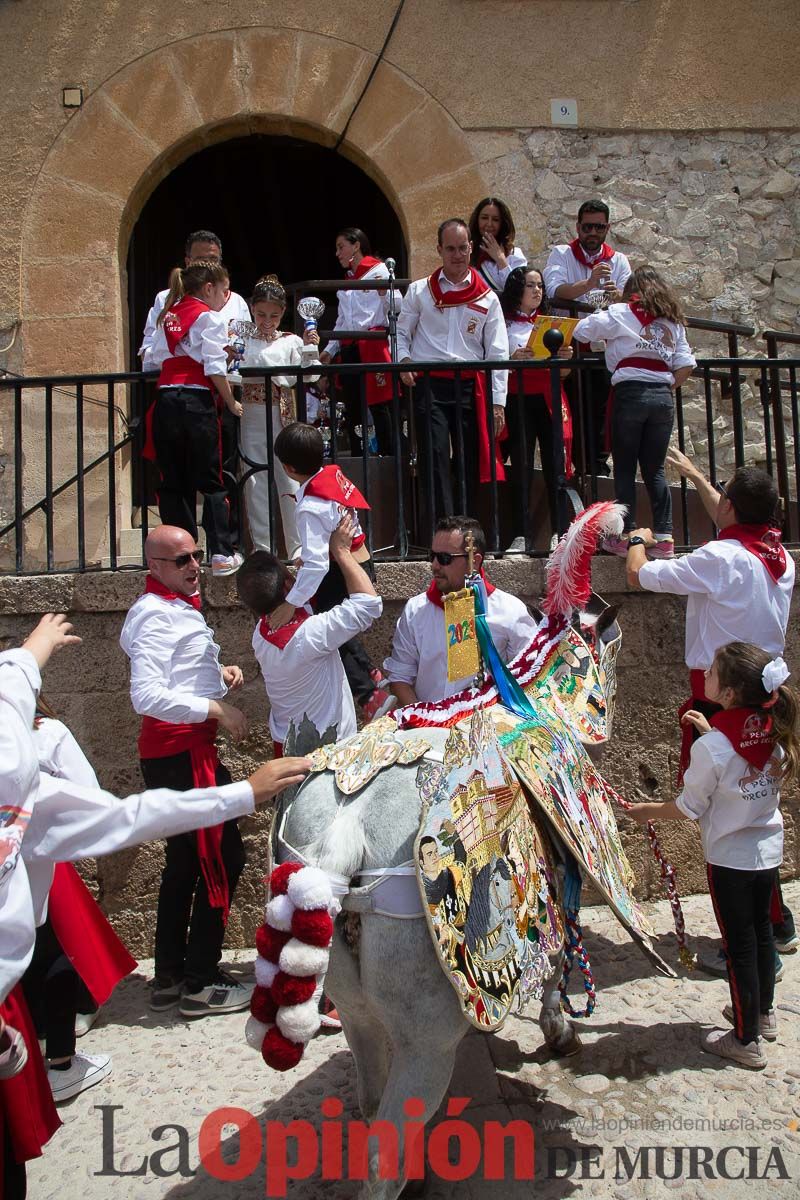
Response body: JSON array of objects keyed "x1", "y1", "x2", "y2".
[
  {"x1": 237, "y1": 513, "x2": 382, "y2": 751},
  {"x1": 397, "y1": 218, "x2": 509, "y2": 533},
  {"x1": 119, "y1": 524, "x2": 252, "y2": 1018},
  {"x1": 544, "y1": 199, "x2": 632, "y2": 478},
  {"x1": 383, "y1": 516, "x2": 539, "y2": 705}
]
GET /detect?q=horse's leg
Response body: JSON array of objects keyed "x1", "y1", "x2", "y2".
[
  {"x1": 356, "y1": 1042, "x2": 460, "y2": 1200},
  {"x1": 325, "y1": 923, "x2": 391, "y2": 1122},
  {"x1": 539, "y1": 946, "x2": 581, "y2": 1055}
]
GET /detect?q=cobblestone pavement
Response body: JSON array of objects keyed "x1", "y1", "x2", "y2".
[{"x1": 29, "y1": 883, "x2": 800, "y2": 1199}]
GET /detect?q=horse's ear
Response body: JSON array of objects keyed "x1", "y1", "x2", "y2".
[{"x1": 596, "y1": 604, "x2": 620, "y2": 640}]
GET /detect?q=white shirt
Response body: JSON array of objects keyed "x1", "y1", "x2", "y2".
[
  {"x1": 141, "y1": 289, "x2": 251, "y2": 369},
  {"x1": 396, "y1": 272, "x2": 510, "y2": 406},
  {"x1": 252, "y1": 593, "x2": 383, "y2": 743},
  {"x1": 543, "y1": 243, "x2": 632, "y2": 306},
  {"x1": 148, "y1": 306, "x2": 231, "y2": 383},
  {"x1": 383, "y1": 586, "x2": 539, "y2": 702},
  {"x1": 677, "y1": 731, "x2": 783, "y2": 869},
  {"x1": 325, "y1": 261, "x2": 390, "y2": 360},
  {"x1": 475, "y1": 246, "x2": 527, "y2": 293},
  {"x1": 285, "y1": 474, "x2": 366, "y2": 609},
  {"x1": 639, "y1": 539, "x2": 794, "y2": 669},
  {"x1": 573, "y1": 303, "x2": 696, "y2": 386},
  {"x1": 120, "y1": 591, "x2": 227, "y2": 723},
  {"x1": 241, "y1": 332, "x2": 320, "y2": 403}
]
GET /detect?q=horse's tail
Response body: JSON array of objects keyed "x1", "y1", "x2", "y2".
[
  {"x1": 542, "y1": 501, "x2": 626, "y2": 619},
  {"x1": 304, "y1": 791, "x2": 371, "y2": 879}
]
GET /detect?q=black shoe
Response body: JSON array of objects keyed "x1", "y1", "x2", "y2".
[
  {"x1": 179, "y1": 971, "x2": 252, "y2": 1018},
  {"x1": 149, "y1": 977, "x2": 183, "y2": 1011}
]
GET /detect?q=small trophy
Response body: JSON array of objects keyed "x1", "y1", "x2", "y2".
[
  {"x1": 227, "y1": 319, "x2": 258, "y2": 385},
  {"x1": 297, "y1": 296, "x2": 325, "y2": 332},
  {"x1": 585, "y1": 286, "x2": 612, "y2": 311}
]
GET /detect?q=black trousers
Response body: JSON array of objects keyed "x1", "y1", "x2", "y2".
[
  {"x1": 314, "y1": 557, "x2": 378, "y2": 704},
  {"x1": 336, "y1": 346, "x2": 394, "y2": 457},
  {"x1": 413, "y1": 377, "x2": 477, "y2": 538},
  {"x1": 139, "y1": 753, "x2": 245, "y2": 991},
  {"x1": 707, "y1": 862, "x2": 777, "y2": 1044},
  {"x1": 505, "y1": 390, "x2": 557, "y2": 538},
  {"x1": 611, "y1": 380, "x2": 674, "y2": 535},
  {"x1": 2, "y1": 1124, "x2": 26, "y2": 1200},
  {"x1": 218, "y1": 400, "x2": 241, "y2": 548},
  {"x1": 567, "y1": 357, "x2": 610, "y2": 474},
  {"x1": 152, "y1": 386, "x2": 235, "y2": 558},
  {"x1": 20, "y1": 918, "x2": 77, "y2": 1061}
]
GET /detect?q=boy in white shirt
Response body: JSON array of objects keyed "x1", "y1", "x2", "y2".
[
  {"x1": 269, "y1": 422, "x2": 393, "y2": 722},
  {"x1": 237, "y1": 514, "x2": 382, "y2": 753}
]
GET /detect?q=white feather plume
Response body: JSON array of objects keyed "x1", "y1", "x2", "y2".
[{"x1": 543, "y1": 502, "x2": 626, "y2": 618}]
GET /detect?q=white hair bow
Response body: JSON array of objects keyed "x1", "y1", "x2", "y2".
[{"x1": 762, "y1": 656, "x2": 790, "y2": 694}]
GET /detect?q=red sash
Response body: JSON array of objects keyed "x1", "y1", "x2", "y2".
[
  {"x1": 711, "y1": 706, "x2": 776, "y2": 770},
  {"x1": 677, "y1": 670, "x2": 713, "y2": 784},
  {"x1": 258, "y1": 611, "x2": 311, "y2": 649},
  {"x1": 628, "y1": 296, "x2": 658, "y2": 328},
  {"x1": 718, "y1": 524, "x2": 787, "y2": 583},
  {"x1": 47, "y1": 864, "x2": 136, "y2": 1006},
  {"x1": 303, "y1": 464, "x2": 369, "y2": 510},
  {"x1": 0, "y1": 988, "x2": 60, "y2": 1166},
  {"x1": 425, "y1": 569, "x2": 496, "y2": 610},
  {"x1": 568, "y1": 239, "x2": 615, "y2": 270},
  {"x1": 356, "y1": 328, "x2": 393, "y2": 407},
  {"x1": 145, "y1": 297, "x2": 215, "y2": 460}
]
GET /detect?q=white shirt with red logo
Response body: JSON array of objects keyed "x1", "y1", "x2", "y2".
[
  {"x1": 285, "y1": 470, "x2": 367, "y2": 608},
  {"x1": 396, "y1": 271, "x2": 509, "y2": 405},
  {"x1": 140, "y1": 289, "x2": 251, "y2": 369},
  {"x1": 326, "y1": 260, "x2": 390, "y2": 360},
  {"x1": 573, "y1": 303, "x2": 696, "y2": 386}
]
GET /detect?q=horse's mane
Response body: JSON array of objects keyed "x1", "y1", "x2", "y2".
[{"x1": 464, "y1": 857, "x2": 510, "y2": 952}]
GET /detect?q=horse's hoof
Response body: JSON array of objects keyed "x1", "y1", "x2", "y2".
[{"x1": 549, "y1": 1030, "x2": 582, "y2": 1057}]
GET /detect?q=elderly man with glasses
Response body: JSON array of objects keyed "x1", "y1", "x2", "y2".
[
  {"x1": 120, "y1": 524, "x2": 251, "y2": 1019},
  {"x1": 383, "y1": 515, "x2": 539, "y2": 705},
  {"x1": 544, "y1": 198, "x2": 632, "y2": 478}
]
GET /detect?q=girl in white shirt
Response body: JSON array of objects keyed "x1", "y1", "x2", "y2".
[
  {"x1": 468, "y1": 197, "x2": 527, "y2": 294},
  {"x1": 630, "y1": 641, "x2": 800, "y2": 1070},
  {"x1": 240, "y1": 276, "x2": 320, "y2": 557},
  {"x1": 573, "y1": 266, "x2": 696, "y2": 560}
]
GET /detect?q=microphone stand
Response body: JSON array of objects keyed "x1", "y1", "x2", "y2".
[{"x1": 385, "y1": 256, "x2": 399, "y2": 364}]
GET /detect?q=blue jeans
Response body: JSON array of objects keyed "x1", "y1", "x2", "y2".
[{"x1": 611, "y1": 380, "x2": 674, "y2": 535}]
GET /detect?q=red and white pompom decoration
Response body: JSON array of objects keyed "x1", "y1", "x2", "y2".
[{"x1": 245, "y1": 861, "x2": 337, "y2": 1071}]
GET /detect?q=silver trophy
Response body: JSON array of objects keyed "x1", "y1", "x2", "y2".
[
  {"x1": 297, "y1": 295, "x2": 325, "y2": 332},
  {"x1": 227, "y1": 319, "x2": 258, "y2": 384},
  {"x1": 585, "y1": 286, "x2": 612, "y2": 311}
]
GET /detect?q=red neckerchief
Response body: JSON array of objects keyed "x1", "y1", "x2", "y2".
[
  {"x1": 507, "y1": 308, "x2": 539, "y2": 325},
  {"x1": 302, "y1": 464, "x2": 370, "y2": 510},
  {"x1": 162, "y1": 295, "x2": 210, "y2": 354},
  {"x1": 718, "y1": 524, "x2": 787, "y2": 583},
  {"x1": 145, "y1": 573, "x2": 201, "y2": 611},
  {"x1": 628, "y1": 294, "x2": 658, "y2": 328},
  {"x1": 425, "y1": 569, "x2": 497, "y2": 610},
  {"x1": 711, "y1": 706, "x2": 776, "y2": 770},
  {"x1": 427, "y1": 268, "x2": 491, "y2": 309},
  {"x1": 568, "y1": 238, "x2": 615, "y2": 270},
  {"x1": 258, "y1": 611, "x2": 311, "y2": 650},
  {"x1": 349, "y1": 255, "x2": 382, "y2": 279}
]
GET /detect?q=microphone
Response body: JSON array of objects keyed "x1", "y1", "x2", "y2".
[{"x1": 386, "y1": 257, "x2": 396, "y2": 274}]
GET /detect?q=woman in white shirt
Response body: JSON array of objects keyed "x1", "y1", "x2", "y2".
[
  {"x1": 631, "y1": 641, "x2": 800, "y2": 1070},
  {"x1": 573, "y1": 266, "x2": 696, "y2": 560},
  {"x1": 240, "y1": 276, "x2": 320, "y2": 557},
  {"x1": 319, "y1": 227, "x2": 392, "y2": 456},
  {"x1": 468, "y1": 197, "x2": 527, "y2": 294}
]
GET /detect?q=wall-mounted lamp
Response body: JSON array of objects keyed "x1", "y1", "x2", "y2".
[{"x1": 62, "y1": 87, "x2": 83, "y2": 108}]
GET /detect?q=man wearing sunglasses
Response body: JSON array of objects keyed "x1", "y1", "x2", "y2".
[
  {"x1": 544, "y1": 199, "x2": 632, "y2": 478},
  {"x1": 120, "y1": 525, "x2": 252, "y2": 1019},
  {"x1": 383, "y1": 515, "x2": 539, "y2": 705}
]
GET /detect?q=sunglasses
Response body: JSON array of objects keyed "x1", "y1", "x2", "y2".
[
  {"x1": 151, "y1": 550, "x2": 204, "y2": 567},
  {"x1": 579, "y1": 222, "x2": 609, "y2": 233},
  {"x1": 430, "y1": 550, "x2": 469, "y2": 566},
  {"x1": 714, "y1": 481, "x2": 729, "y2": 499}
]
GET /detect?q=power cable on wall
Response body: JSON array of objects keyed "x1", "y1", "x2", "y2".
[{"x1": 333, "y1": 0, "x2": 407, "y2": 154}]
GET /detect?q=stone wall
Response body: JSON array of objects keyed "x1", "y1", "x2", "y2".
[{"x1": 2, "y1": 556, "x2": 799, "y2": 956}]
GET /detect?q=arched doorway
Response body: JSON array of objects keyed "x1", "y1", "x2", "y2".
[{"x1": 126, "y1": 133, "x2": 408, "y2": 366}]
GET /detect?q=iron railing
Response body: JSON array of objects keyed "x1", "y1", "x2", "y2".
[{"x1": 2, "y1": 351, "x2": 800, "y2": 575}]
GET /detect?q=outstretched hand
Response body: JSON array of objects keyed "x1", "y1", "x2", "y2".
[
  {"x1": 23, "y1": 613, "x2": 81, "y2": 670},
  {"x1": 248, "y1": 756, "x2": 312, "y2": 806},
  {"x1": 665, "y1": 448, "x2": 698, "y2": 479}
]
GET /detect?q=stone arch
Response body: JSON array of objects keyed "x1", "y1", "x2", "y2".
[{"x1": 21, "y1": 26, "x2": 489, "y2": 374}]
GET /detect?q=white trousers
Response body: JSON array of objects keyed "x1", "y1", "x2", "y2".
[{"x1": 240, "y1": 402, "x2": 300, "y2": 557}]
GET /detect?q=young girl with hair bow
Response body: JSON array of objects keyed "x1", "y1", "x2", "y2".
[{"x1": 630, "y1": 641, "x2": 800, "y2": 1071}]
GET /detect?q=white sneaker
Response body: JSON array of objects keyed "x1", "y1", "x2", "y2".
[
  {"x1": 75, "y1": 1009, "x2": 99, "y2": 1038},
  {"x1": 722, "y1": 1004, "x2": 778, "y2": 1042},
  {"x1": 504, "y1": 537, "x2": 527, "y2": 555},
  {"x1": 211, "y1": 552, "x2": 244, "y2": 577},
  {"x1": 179, "y1": 971, "x2": 253, "y2": 1017},
  {"x1": 47, "y1": 1052, "x2": 112, "y2": 1102},
  {"x1": 701, "y1": 1027, "x2": 766, "y2": 1069}
]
